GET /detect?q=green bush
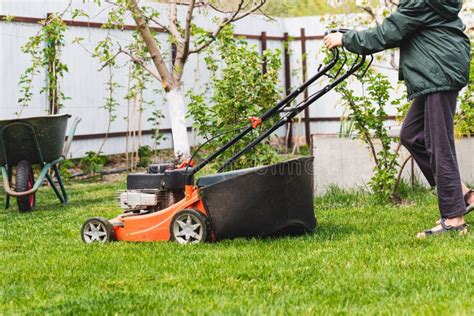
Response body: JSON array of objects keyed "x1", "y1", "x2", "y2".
[
  {"x1": 137, "y1": 145, "x2": 153, "y2": 168},
  {"x1": 59, "y1": 159, "x2": 75, "y2": 179},
  {"x1": 454, "y1": 41, "x2": 474, "y2": 137},
  {"x1": 187, "y1": 26, "x2": 282, "y2": 172},
  {"x1": 80, "y1": 151, "x2": 107, "y2": 175},
  {"x1": 327, "y1": 52, "x2": 405, "y2": 202}
]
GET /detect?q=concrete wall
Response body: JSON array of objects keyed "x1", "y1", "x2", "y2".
[{"x1": 313, "y1": 135, "x2": 474, "y2": 195}]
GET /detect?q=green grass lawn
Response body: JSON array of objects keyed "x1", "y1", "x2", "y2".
[{"x1": 1, "y1": 180, "x2": 473, "y2": 315}]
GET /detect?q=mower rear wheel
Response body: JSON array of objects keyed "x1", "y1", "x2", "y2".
[
  {"x1": 81, "y1": 217, "x2": 114, "y2": 244},
  {"x1": 171, "y1": 209, "x2": 209, "y2": 244},
  {"x1": 16, "y1": 160, "x2": 36, "y2": 212}
]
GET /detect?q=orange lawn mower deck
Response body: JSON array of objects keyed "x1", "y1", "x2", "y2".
[{"x1": 81, "y1": 45, "x2": 373, "y2": 244}]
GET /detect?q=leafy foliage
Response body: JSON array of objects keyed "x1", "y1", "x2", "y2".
[
  {"x1": 187, "y1": 26, "x2": 282, "y2": 171},
  {"x1": 152, "y1": 0, "x2": 359, "y2": 16},
  {"x1": 58, "y1": 159, "x2": 75, "y2": 179},
  {"x1": 263, "y1": 0, "x2": 358, "y2": 16},
  {"x1": 18, "y1": 13, "x2": 69, "y2": 115},
  {"x1": 80, "y1": 151, "x2": 107, "y2": 175},
  {"x1": 148, "y1": 109, "x2": 167, "y2": 149},
  {"x1": 137, "y1": 145, "x2": 153, "y2": 167},
  {"x1": 455, "y1": 41, "x2": 474, "y2": 138},
  {"x1": 328, "y1": 52, "x2": 404, "y2": 202}
]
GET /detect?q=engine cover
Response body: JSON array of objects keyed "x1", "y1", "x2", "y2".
[
  {"x1": 126, "y1": 169, "x2": 193, "y2": 190},
  {"x1": 120, "y1": 191, "x2": 158, "y2": 211}
]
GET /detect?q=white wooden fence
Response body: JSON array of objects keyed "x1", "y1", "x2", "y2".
[{"x1": 1, "y1": 0, "x2": 472, "y2": 158}]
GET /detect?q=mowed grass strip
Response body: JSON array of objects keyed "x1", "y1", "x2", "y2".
[{"x1": 1, "y1": 180, "x2": 473, "y2": 315}]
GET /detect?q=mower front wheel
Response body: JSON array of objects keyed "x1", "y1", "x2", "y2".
[
  {"x1": 81, "y1": 217, "x2": 115, "y2": 244},
  {"x1": 170, "y1": 209, "x2": 209, "y2": 244}
]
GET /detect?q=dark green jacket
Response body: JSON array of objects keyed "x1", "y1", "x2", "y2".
[{"x1": 342, "y1": 0, "x2": 471, "y2": 99}]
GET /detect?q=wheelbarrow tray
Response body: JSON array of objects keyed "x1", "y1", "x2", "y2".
[
  {"x1": 0, "y1": 114, "x2": 71, "y2": 166},
  {"x1": 198, "y1": 157, "x2": 317, "y2": 240}
]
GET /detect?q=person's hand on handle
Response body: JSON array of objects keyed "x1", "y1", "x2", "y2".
[{"x1": 323, "y1": 32, "x2": 343, "y2": 49}]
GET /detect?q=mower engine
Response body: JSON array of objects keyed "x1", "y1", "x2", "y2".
[{"x1": 119, "y1": 163, "x2": 193, "y2": 213}]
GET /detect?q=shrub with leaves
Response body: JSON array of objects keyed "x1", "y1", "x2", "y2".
[
  {"x1": 328, "y1": 52, "x2": 404, "y2": 202},
  {"x1": 455, "y1": 41, "x2": 474, "y2": 138},
  {"x1": 18, "y1": 13, "x2": 69, "y2": 116},
  {"x1": 80, "y1": 151, "x2": 107, "y2": 175},
  {"x1": 137, "y1": 145, "x2": 153, "y2": 168},
  {"x1": 187, "y1": 26, "x2": 282, "y2": 171}
]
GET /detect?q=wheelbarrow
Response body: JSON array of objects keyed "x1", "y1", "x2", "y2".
[
  {"x1": 81, "y1": 45, "x2": 374, "y2": 244},
  {"x1": 0, "y1": 114, "x2": 81, "y2": 212}
]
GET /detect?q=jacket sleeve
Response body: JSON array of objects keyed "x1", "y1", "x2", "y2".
[{"x1": 342, "y1": 2, "x2": 427, "y2": 55}]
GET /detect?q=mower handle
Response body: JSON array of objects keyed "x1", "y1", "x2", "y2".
[
  {"x1": 217, "y1": 51, "x2": 369, "y2": 172},
  {"x1": 189, "y1": 48, "x2": 339, "y2": 176},
  {"x1": 190, "y1": 47, "x2": 372, "y2": 176},
  {"x1": 324, "y1": 28, "x2": 351, "y2": 35}
]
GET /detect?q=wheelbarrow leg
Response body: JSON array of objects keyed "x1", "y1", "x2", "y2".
[
  {"x1": 5, "y1": 193, "x2": 10, "y2": 209},
  {"x1": 53, "y1": 164, "x2": 68, "y2": 204},
  {"x1": 45, "y1": 172, "x2": 65, "y2": 205},
  {"x1": 5, "y1": 166, "x2": 12, "y2": 209}
]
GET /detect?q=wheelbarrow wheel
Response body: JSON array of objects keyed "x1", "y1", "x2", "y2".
[
  {"x1": 170, "y1": 209, "x2": 209, "y2": 244},
  {"x1": 16, "y1": 160, "x2": 36, "y2": 212},
  {"x1": 81, "y1": 217, "x2": 115, "y2": 244}
]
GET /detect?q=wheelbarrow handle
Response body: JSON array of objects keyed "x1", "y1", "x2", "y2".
[
  {"x1": 1, "y1": 161, "x2": 60, "y2": 197},
  {"x1": 2, "y1": 184, "x2": 36, "y2": 197},
  {"x1": 1, "y1": 165, "x2": 39, "y2": 197},
  {"x1": 63, "y1": 117, "x2": 81, "y2": 158}
]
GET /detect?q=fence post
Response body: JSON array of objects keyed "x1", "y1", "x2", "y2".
[
  {"x1": 283, "y1": 32, "x2": 292, "y2": 149},
  {"x1": 300, "y1": 28, "x2": 311, "y2": 147},
  {"x1": 260, "y1": 31, "x2": 267, "y2": 74}
]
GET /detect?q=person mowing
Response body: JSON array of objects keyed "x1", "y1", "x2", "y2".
[{"x1": 323, "y1": 0, "x2": 472, "y2": 237}]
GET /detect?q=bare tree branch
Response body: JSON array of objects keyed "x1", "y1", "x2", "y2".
[
  {"x1": 127, "y1": 0, "x2": 174, "y2": 90},
  {"x1": 147, "y1": 14, "x2": 181, "y2": 40},
  {"x1": 169, "y1": 1, "x2": 180, "y2": 43},
  {"x1": 205, "y1": 1, "x2": 245, "y2": 14},
  {"x1": 182, "y1": 0, "x2": 196, "y2": 61},
  {"x1": 357, "y1": 6, "x2": 380, "y2": 25},
  {"x1": 121, "y1": 0, "x2": 266, "y2": 89},
  {"x1": 189, "y1": 0, "x2": 266, "y2": 55},
  {"x1": 98, "y1": 50, "x2": 121, "y2": 72},
  {"x1": 231, "y1": 0, "x2": 267, "y2": 23},
  {"x1": 257, "y1": 7, "x2": 277, "y2": 22},
  {"x1": 385, "y1": 0, "x2": 399, "y2": 7},
  {"x1": 118, "y1": 48, "x2": 162, "y2": 82}
]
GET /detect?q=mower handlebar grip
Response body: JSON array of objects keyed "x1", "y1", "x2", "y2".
[{"x1": 324, "y1": 28, "x2": 351, "y2": 36}]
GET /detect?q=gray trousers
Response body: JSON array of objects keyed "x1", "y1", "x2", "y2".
[{"x1": 400, "y1": 91, "x2": 465, "y2": 218}]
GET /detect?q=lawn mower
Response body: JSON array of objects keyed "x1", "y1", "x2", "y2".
[{"x1": 81, "y1": 45, "x2": 373, "y2": 244}]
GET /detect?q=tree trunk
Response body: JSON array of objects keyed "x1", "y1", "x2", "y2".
[
  {"x1": 128, "y1": 0, "x2": 191, "y2": 158},
  {"x1": 167, "y1": 88, "x2": 190, "y2": 158}
]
